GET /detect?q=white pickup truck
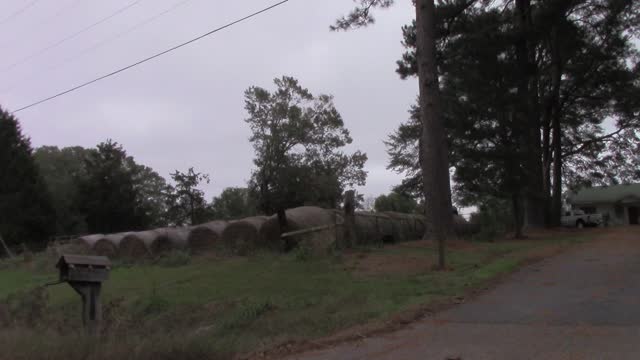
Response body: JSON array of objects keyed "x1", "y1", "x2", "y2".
[{"x1": 561, "y1": 209, "x2": 603, "y2": 228}]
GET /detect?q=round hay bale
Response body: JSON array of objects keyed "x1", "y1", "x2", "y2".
[
  {"x1": 381, "y1": 212, "x2": 425, "y2": 242},
  {"x1": 221, "y1": 216, "x2": 269, "y2": 255},
  {"x1": 155, "y1": 227, "x2": 190, "y2": 253},
  {"x1": 93, "y1": 239, "x2": 118, "y2": 257},
  {"x1": 187, "y1": 221, "x2": 227, "y2": 253},
  {"x1": 127, "y1": 230, "x2": 174, "y2": 256},
  {"x1": 72, "y1": 234, "x2": 102, "y2": 249},
  {"x1": 260, "y1": 206, "x2": 339, "y2": 251},
  {"x1": 91, "y1": 232, "x2": 132, "y2": 257},
  {"x1": 71, "y1": 234, "x2": 104, "y2": 254},
  {"x1": 119, "y1": 232, "x2": 152, "y2": 258},
  {"x1": 353, "y1": 212, "x2": 394, "y2": 245}
]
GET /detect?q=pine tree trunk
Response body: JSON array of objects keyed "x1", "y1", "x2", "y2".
[
  {"x1": 550, "y1": 25, "x2": 564, "y2": 227},
  {"x1": 415, "y1": 0, "x2": 454, "y2": 269},
  {"x1": 542, "y1": 102, "x2": 552, "y2": 227},
  {"x1": 549, "y1": 8, "x2": 570, "y2": 227},
  {"x1": 515, "y1": 0, "x2": 545, "y2": 228},
  {"x1": 512, "y1": 192, "x2": 525, "y2": 239}
]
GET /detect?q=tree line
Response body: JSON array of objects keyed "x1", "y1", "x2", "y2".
[
  {"x1": 0, "y1": 77, "x2": 368, "y2": 249},
  {"x1": 340, "y1": 0, "x2": 639, "y2": 239}
]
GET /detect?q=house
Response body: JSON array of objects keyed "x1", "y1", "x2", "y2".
[{"x1": 567, "y1": 184, "x2": 640, "y2": 226}]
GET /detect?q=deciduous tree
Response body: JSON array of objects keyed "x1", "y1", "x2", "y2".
[{"x1": 244, "y1": 76, "x2": 367, "y2": 230}]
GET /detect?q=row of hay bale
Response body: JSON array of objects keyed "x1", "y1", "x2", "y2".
[
  {"x1": 352, "y1": 211, "x2": 426, "y2": 245},
  {"x1": 261, "y1": 207, "x2": 342, "y2": 252},
  {"x1": 73, "y1": 223, "x2": 222, "y2": 258},
  {"x1": 72, "y1": 207, "x2": 477, "y2": 258},
  {"x1": 352, "y1": 212, "x2": 476, "y2": 244}
]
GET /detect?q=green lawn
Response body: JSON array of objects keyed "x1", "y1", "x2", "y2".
[{"x1": 0, "y1": 233, "x2": 588, "y2": 360}]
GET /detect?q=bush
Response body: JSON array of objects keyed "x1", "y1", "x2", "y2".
[{"x1": 470, "y1": 197, "x2": 514, "y2": 242}]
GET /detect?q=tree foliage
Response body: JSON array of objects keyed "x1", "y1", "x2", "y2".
[
  {"x1": 36, "y1": 144, "x2": 171, "y2": 235},
  {"x1": 386, "y1": 0, "x2": 640, "y2": 232},
  {"x1": 165, "y1": 167, "x2": 211, "y2": 226},
  {"x1": 245, "y1": 76, "x2": 368, "y2": 215},
  {"x1": 330, "y1": 0, "x2": 395, "y2": 31},
  {"x1": 33, "y1": 146, "x2": 93, "y2": 235},
  {"x1": 0, "y1": 108, "x2": 55, "y2": 248},
  {"x1": 374, "y1": 191, "x2": 418, "y2": 214},
  {"x1": 210, "y1": 187, "x2": 257, "y2": 220},
  {"x1": 74, "y1": 140, "x2": 166, "y2": 234}
]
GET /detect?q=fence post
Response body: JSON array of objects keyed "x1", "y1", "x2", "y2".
[{"x1": 343, "y1": 190, "x2": 356, "y2": 248}]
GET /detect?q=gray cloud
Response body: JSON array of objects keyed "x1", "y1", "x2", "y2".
[{"x1": 1, "y1": 0, "x2": 417, "y2": 199}]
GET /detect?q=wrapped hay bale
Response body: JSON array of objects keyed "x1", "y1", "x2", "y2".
[
  {"x1": 260, "y1": 206, "x2": 339, "y2": 252},
  {"x1": 353, "y1": 212, "x2": 394, "y2": 245},
  {"x1": 187, "y1": 221, "x2": 227, "y2": 253},
  {"x1": 382, "y1": 212, "x2": 425, "y2": 242},
  {"x1": 71, "y1": 234, "x2": 104, "y2": 254},
  {"x1": 156, "y1": 227, "x2": 190, "y2": 253},
  {"x1": 119, "y1": 232, "x2": 153, "y2": 258},
  {"x1": 92, "y1": 233, "x2": 132, "y2": 257},
  {"x1": 221, "y1": 216, "x2": 269, "y2": 255},
  {"x1": 124, "y1": 229, "x2": 185, "y2": 256}
]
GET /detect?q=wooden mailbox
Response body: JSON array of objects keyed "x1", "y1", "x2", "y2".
[{"x1": 56, "y1": 254, "x2": 112, "y2": 334}]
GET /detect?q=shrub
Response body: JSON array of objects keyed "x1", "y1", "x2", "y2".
[{"x1": 470, "y1": 197, "x2": 514, "y2": 242}]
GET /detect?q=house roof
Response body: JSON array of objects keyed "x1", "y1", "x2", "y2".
[{"x1": 568, "y1": 183, "x2": 640, "y2": 205}]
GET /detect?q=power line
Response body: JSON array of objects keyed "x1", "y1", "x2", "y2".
[
  {"x1": 1, "y1": 0, "x2": 143, "y2": 73},
  {"x1": 0, "y1": 0, "x2": 84, "y2": 49},
  {"x1": 0, "y1": 0, "x2": 42, "y2": 27},
  {"x1": 12, "y1": 0, "x2": 290, "y2": 113},
  {"x1": 2, "y1": 0, "x2": 198, "y2": 95}
]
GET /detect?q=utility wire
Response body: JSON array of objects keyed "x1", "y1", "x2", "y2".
[
  {"x1": 12, "y1": 0, "x2": 290, "y2": 113},
  {"x1": 2, "y1": 0, "x2": 197, "y2": 94},
  {"x1": 1, "y1": 0, "x2": 143, "y2": 73},
  {"x1": 0, "y1": 0, "x2": 42, "y2": 27},
  {"x1": 0, "y1": 0, "x2": 85, "y2": 49}
]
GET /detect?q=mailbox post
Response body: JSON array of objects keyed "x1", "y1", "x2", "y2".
[{"x1": 56, "y1": 255, "x2": 111, "y2": 335}]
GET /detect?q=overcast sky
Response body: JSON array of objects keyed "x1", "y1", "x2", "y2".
[{"x1": 1, "y1": 0, "x2": 418, "y2": 201}]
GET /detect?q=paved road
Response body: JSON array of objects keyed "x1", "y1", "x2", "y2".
[{"x1": 288, "y1": 227, "x2": 640, "y2": 360}]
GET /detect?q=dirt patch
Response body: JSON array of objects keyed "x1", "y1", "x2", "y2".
[
  {"x1": 344, "y1": 239, "x2": 477, "y2": 277},
  {"x1": 393, "y1": 239, "x2": 477, "y2": 251}
]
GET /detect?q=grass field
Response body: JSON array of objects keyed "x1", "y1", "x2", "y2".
[{"x1": 0, "y1": 231, "x2": 590, "y2": 360}]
